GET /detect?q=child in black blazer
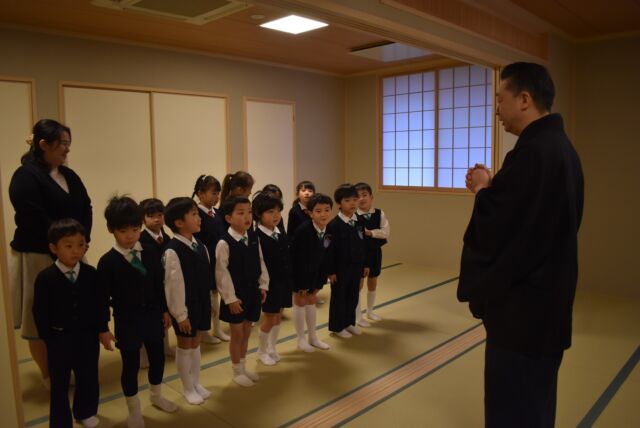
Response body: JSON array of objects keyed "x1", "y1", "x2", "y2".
[
  {"x1": 286, "y1": 180, "x2": 315, "y2": 240},
  {"x1": 327, "y1": 184, "x2": 370, "y2": 338},
  {"x1": 33, "y1": 219, "x2": 113, "y2": 428},
  {"x1": 290, "y1": 193, "x2": 334, "y2": 352},
  {"x1": 192, "y1": 174, "x2": 230, "y2": 344},
  {"x1": 98, "y1": 197, "x2": 177, "y2": 427},
  {"x1": 253, "y1": 191, "x2": 293, "y2": 365}
]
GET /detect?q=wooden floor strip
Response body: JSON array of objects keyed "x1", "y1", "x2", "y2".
[{"x1": 285, "y1": 325, "x2": 486, "y2": 428}]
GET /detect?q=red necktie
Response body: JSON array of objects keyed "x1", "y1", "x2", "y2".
[
  {"x1": 157, "y1": 235, "x2": 163, "y2": 244},
  {"x1": 208, "y1": 209, "x2": 214, "y2": 217}
]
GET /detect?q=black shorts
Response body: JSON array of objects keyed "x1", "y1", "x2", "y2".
[
  {"x1": 220, "y1": 289, "x2": 261, "y2": 324},
  {"x1": 262, "y1": 279, "x2": 292, "y2": 313},
  {"x1": 114, "y1": 306, "x2": 165, "y2": 349},
  {"x1": 171, "y1": 299, "x2": 212, "y2": 338},
  {"x1": 367, "y1": 247, "x2": 383, "y2": 278}
]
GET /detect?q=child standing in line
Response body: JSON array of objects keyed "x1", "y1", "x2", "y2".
[
  {"x1": 261, "y1": 184, "x2": 286, "y2": 233},
  {"x1": 98, "y1": 196, "x2": 177, "y2": 427},
  {"x1": 290, "y1": 193, "x2": 333, "y2": 352},
  {"x1": 327, "y1": 184, "x2": 369, "y2": 338},
  {"x1": 215, "y1": 196, "x2": 269, "y2": 387},
  {"x1": 163, "y1": 197, "x2": 215, "y2": 405},
  {"x1": 138, "y1": 198, "x2": 174, "y2": 360},
  {"x1": 33, "y1": 219, "x2": 114, "y2": 428},
  {"x1": 287, "y1": 180, "x2": 315, "y2": 240},
  {"x1": 253, "y1": 191, "x2": 293, "y2": 365},
  {"x1": 355, "y1": 183, "x2": 390, "y2": 324},
  {"x1": 192, "y1": 175, "x2": 230, "y2": 344}
]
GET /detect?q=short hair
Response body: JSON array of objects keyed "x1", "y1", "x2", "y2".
[
  {"x1": 334, "y1": 183, "x2": 358, "y2": 204},
  {"x1": 220, "y1": 195, "x2": 251, "y2": 217},
  {"x1": 500, "y1": 62, "x2": 555, "y2": 113},
  {"x1": 354, "y1": 182, "x2": 373, "y2": 195},
  {"x1": 104, "y1": 195, "x2": 143, "y2": 230},
  {"x1": 252, "y1": 191, "x2": 284, "y2": 222},
  {"x1": 307, "y1": 193, "x2": 333, "y2": 211},
  {"x1": 164, "y1": 197, "x2": 197, "y2": 233},
  {"x1": 48, "y1": 218, "x2": 86, "y2": 244},
  {"x1": 139, "y1": 198, "x2": 165, "y2": 215},
  {"x1": 262, "y1": 184, "x2": 283, "y2": 199},
  {"x1": 192, "y1": 174, "x2": 221, "y2": 199}
]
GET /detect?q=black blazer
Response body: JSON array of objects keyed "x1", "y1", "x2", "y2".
[
  {"x1": 457, "y1": 114, "x2": 584, "y2": 354},
  {"x1": 287, "y1": 203, "x2": 309, "y2": 242},
  {"x1": 291, "y1": 220, "x2": 331, "y2": 291},
  {"x1": 139, "y1": 228, "x2": 171, "y2": 254},
  {"x1": 97, "y1": 244, "x2": 167, "y2": 320},
  {"x1": 9, "y1": 162, "x2": 92, "y2": 253},
  {"x1": 33, "y1": 262, "x2": 108, "y2": 340},
  {"x1": 326, "y1": 216, "x2": 368, "y2": 277}
]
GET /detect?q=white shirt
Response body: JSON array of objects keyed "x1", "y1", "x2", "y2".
[
  {"x1": 113, "y1": 241, "x2": 143, "y2": 263},
  {"x1": 215, "y1": 227, "x2": 269, "y2": 305},
  {"x1": 50, "y1": 167, "x2": 69, "y2": 193},
  {"x1": 55, "y1": 259, "x2": 80, "y2": 281},
  {"x1": 198, "y1": 204, "x2": 216, "y2": 217},
  {"x1": 356, "y1": 208, "x2": 390, "y2": 240},
  {"x1": 338, "y1": 211, "x2": 358, "y2": 224},
  {"x1": 298, "y1": 202, "x2": 307, "y2": 211},
  {"x1": 312, "y1": 221, "x2": 326, "y2": 235},
  {"x1": 144, "y1": 228, "x2": 164, "y2": 242},
  {"x1": 163, "y1": 233, "x2": 212, "y2": 323},
  {"x1": 258, "y1": 224, "x2": 279, "y2": 239}
]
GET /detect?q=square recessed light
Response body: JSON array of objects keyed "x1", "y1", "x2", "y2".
[{"x1": 260, "y1": 15, "x2": 328, "y2": 34}]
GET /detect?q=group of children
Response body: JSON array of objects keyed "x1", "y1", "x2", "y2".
[{"x1": 32, "y1": 171, "x2": 390, "y2": 428}]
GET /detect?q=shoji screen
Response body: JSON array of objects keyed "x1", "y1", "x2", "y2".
[
  {"x1": 63, "y1": 87, "x2": 154, "y2": 263},
  {"x1": 152, "y1": 92, "x2": 227, "y2": 204},
  {"x1": 245, "y1": 99, "x2": 295, "y2": 224}
]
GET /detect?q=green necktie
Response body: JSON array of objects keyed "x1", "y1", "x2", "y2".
[
  {"x1": 66, "y1": 270, "x2": 76, "y2": 283},
  {"x1": 241, "y1": 235, "x2": 248, "y2": 246},
  {"x1": 348, "y1": 219, "x2": 356, "y2": 228},
  {"x1": 317, "y1": 231, "x2": 325, "y2": 239},
  {"x1": 271, "y1": 232, "x2": 279, "y2": 241},
  {"x1": 191, "y1": 242, "x2": 199, "y2": 252},
  {"x1": 363, "y1": 213, "x2": 372, "y2": 220},
  {"x1": 130, "y1": 249, "x2": 147, "y2": 276}
]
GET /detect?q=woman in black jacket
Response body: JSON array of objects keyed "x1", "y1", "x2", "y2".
[{"x1": 8, "y1": 119, "x2": 92, "y2": 388}]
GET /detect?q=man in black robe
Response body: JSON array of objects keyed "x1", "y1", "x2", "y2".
[{"x1": 458, "y1": 62, "x2": 584, "y2": 428}]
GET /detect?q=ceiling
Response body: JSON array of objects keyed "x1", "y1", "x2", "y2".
[{"x1": 0, "y1": 0, "x2": 444, "y2": 75}]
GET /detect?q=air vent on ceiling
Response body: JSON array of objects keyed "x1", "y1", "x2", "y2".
[
  {"x1": 92, "y1": 0, "x2": 249, "y2": 25},
  {"x1": 350, "y1": 41, "x2": 432, "y2": 62}
]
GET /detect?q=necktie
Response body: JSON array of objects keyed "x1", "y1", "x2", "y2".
[
  {"x1": 348, "y1": 219, "x2": 356, "y2": 228},
  {"x1": 66, "y1": 270, "x2": 76, "y2": 283},
  {"x1": 191, "y1": 242, "x2": 199, "y2": 252},
  {"x1": 303, "y1": 209, "x2": 310, "y2": 217},
  {"x1": 317, "y1": 231, "x2": 325, "y2": 239},
  {"x1": 363, "y1": 213, "x2": 372, "y2": 220},
  {"x1": 241, "y1": 235, "x2": 248, "y2": 246},
  {"x1": 207, "y1": 209, "x2": 214, "y2": 217},
  {"x1": 156, "y1": 235, "x2": 164, "y2": 244},
  {"x1": 271, "y1": 232, "x2": 279, "y2": 241},
  {"x1": 130, "y1": 249, "x2": 147, "y2": 276}
]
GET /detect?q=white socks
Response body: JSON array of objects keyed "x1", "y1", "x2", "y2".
[
  {"x1": 212, "y1": 294, "x2": 230, "y2": 341},
  {"x1": 258, "y1": 330, "x2": 276, "y2": 365},
  {"x1": 176, "y1": 348, "x2": 203, "y2": 405},
  {"x1": 367, "y1": 290, "x2": 382, "y2": 320},
  {"x1": 306, "y1": 305, "x2": 329, "y2": 350},
  {"x1": 356, "y1": 296, "x2": 371, "y2": 327},
  {"x1": 240, "y1": 358, "x2": 259, "y2": 381},
  {"x1": 268, "y1": 324, "x2": 281, "y2": 361},
  {"x1": 79, "y1": 416, "x2": 100, "y2": 428},
  {"x1": 190, "y1": 346, "x2": 210, "y2": 399},
  {"x1": 293, "y1": 305, "x2": 314, "y2": 352},
  {"x1": 149, "y1": 384, "x2": 177, "y2": 412},
  {"x1": 126, "y1": 395, "x2": 144, "y2": 428},
  {"x1": 232, "y1": 363, "x2": 254, "y2": 387}
]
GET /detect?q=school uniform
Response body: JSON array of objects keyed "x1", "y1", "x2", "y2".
[
  {"x1": 356, "y1": 208, "x2": 390, "y2": 278},
  {"x1": 286, "y1": 202, "x2": 310, "y2": 242},
  {"x1": 291, "y1": 220, "x2": 331, "y2": 292},
  {"x1": 215, "y1": 227, "x2": 269, "y2": 323},
  {"x1": 97, "y1": 242, "x2": 167, "y2": 397},
  {"x1": 32, "y1": 261, "x2": 107, "y2": 428},
  {"x1": 256, "y1": 224, "x2": 293, "y2": 313},
  {"x1": 9, "y1": 162, "x2": 92, "y2": 339},
  {"x1": 163, "y1": 234, "x2": 214, "y2": 337},
  {"x1": 327, "y1": 212, "x2": 368, "y2": 333},
  {"x1": 139, "y1": 227, "x2": 171, "y2": 253}
]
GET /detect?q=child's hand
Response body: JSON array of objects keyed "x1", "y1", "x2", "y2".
[
  {"x1": 328, "y1": 274, "x2": 337, "y2": 284},
  {"x1": 362, "y1": 267, "x2": 370, "y2": 278},
  {"x1": 229, "y1": 300, "x2": 243, "y2": 314},
  {"x1": 260, "y1": 289, "x2": 267, "y2": 303},
  {"x1": 162, "y1": 312, "x2": 172, "y2": 329},
  {"x1": 99, "y1": 331, "x2": 115, "y2": 351},
  {"x1": 178, "y1": 318, "x2": 192, "y2": 335},
  {"x1": 364, "y1": 228, "x2": 373, "y2": 237}
]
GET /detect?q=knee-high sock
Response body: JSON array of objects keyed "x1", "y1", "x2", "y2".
[
  {"x1": 355, "y1": 295, "x2": 363, "y2": 323},
  {"x1": 175, "y1": 348, "x2": 194, "y2": 391},
  {"x1": 268, "y1": 324, "x2": 280, "y2": 352},
  {"x1": 189, "y1": 346, "x2": 202, "y2": 386},
  {"x1": 305, "y1": 305, "x2": 318, "y2": 341},
  {"x1": 367, "y1": 291, "x2": 376, "y2": 312},
  {"x1": 293, "y1": 305, "x2": 306, "y2": 341}
]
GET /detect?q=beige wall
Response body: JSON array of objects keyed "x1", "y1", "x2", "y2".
[
  {"x1": 0, "y1": 28, "x2": 345, "y2": 202},
  {"x1": 574, "y1": 35, "x2": 640, "y2": 297}
]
